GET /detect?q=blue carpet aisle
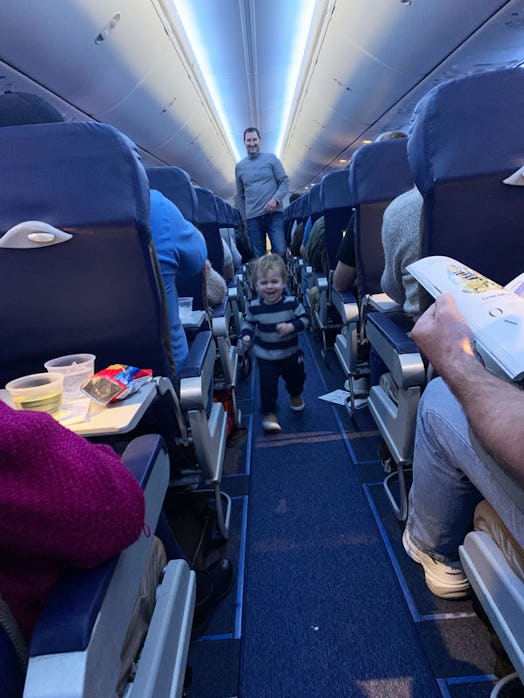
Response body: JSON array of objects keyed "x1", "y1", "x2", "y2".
[
  {"x1": 238, "y1": 336, "x2": 440, "y2": 697},
  {"x1": 184, "y1": 332, "x2": 504, "y2": 697}
]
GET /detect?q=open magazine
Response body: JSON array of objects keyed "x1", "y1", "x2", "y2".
[{"x1": 407, "y1": 255, "x2": 524, "y2": 382}]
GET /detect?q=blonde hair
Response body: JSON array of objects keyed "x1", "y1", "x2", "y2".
[{"x1": 254, "y1": 254, "x2": 288, "y2": 284}]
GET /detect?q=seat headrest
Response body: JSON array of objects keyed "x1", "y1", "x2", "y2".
[
  {"x1": 320, "y1": 169, "x2": 352, "y2": 211},
  {"x1": 214, "y1": 196, "x2": 229, "y2": 227},
  {"x1": 348, "y1": 139, "x2": 413, "y2": 206},
  {"x1": 194, "y1": 187, "x2": 218, "y2": 225},
  {"x1": 408, "y1": 67, "x2": 524, "y2": 195},
  {"x1": 308, "y1": 183, "x2": 322, "y2": 217},
  {"x1": 0, "y1": 122, "x2": 149, "y2": 234},
  {"x1": 146, "y1": 166, "x2": 198, "y2": 224},
  {"x1": 0, "y1": 91, "x2": 63, "y2": 126}
]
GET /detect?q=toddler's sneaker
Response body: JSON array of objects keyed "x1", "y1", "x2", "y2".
[
  {"x1": 290, "y1": 395, "x2": 305, "y2": 411},
  {"x1": 262, "y1": 413, "x2": 281, "y2": 432},
  {"x1": 402, "y1": 526, "x2": 470, "y2": 599}
]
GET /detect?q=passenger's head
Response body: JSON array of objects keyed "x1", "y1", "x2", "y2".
[
  {"x1": 243, "y1": 127, "x2": 261, "y2": 157},
  {"x1": 254, "y1": 254, "x2": 288, "y2": 303},
  {"x1": 0, "y1": 91, "x2": 64, "y2": 126},
  {"x1": 374, "y1": 130, "x2": 407, "y2": 142}
]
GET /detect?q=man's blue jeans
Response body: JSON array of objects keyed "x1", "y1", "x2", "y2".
[
  {"x1": 247, "y1": 212, "x2": 286, "y2": 259},
  {"x1": 407, "y1": 377, "x2": 524, "y2": 562}
]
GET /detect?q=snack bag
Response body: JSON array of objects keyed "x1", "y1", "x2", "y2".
[{"x1": 81, "y1": 364, "x2": 152, "y2": 405}]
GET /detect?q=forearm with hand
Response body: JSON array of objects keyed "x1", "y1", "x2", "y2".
[{"x1": 412, "y1": 294, "x2": 524, "y2": 486}]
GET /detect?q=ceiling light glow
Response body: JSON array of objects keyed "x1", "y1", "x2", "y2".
[
  {"x1": 171, "y1": 1, "x2": 242, "y2": 162},
  {"x1": 274, "y1": 0, "x2": 319, "y2": 157}
]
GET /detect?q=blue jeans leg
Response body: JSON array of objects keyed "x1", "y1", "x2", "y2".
[
  {"x1": 408, "y1": 377, "x2": 524, "y2": 562},
  {"x1": 266, "y1": 212, "x2": 286, "y2": 256},
  {"x1": 247, "y1": 213, "x2": 287, "y2": 259},
  {"x1": 247, "y1": 217, "x2": 267, "y2": 259}
]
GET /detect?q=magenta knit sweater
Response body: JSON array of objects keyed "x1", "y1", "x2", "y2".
[{"x1": 0, "y1": 401, "x2": 145, "y2": 638}]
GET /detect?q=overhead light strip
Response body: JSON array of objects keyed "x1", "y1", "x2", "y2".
[{"x1": 171, "y1": 0, "x2": 243, "y2": 162}]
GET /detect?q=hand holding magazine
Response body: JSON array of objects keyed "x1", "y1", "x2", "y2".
[{"x1": 407, "y1": 256, "x2": 524, "y2": 382}]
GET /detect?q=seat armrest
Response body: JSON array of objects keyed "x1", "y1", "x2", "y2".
[
  {"x1": 29, "y1": 435, "x2": 168, "y2": 657},
  {"x1": 179, "y1": 331, "x2": 215, "y2": 411},
  {"x1": 179, "y1": 330, "x2": 212, "y2": 379},
  {"x1": 331, "y1": 287, "x2": 359, "y2": 323},
  {"x1": 366, "y1": 311, "x2": 416, "y2": 354}
]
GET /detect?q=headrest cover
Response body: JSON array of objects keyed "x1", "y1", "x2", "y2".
[
  {"x1": 146, "y1": 166, "x2": 198, "y2": 223},
  {"x1": 320, "y1": 169, "x2": 352, "y2": 211},
  {"x1": 0, "y1": 122, "x2": 149, "y2": 233},
  {"x1": 195, "y1": 187, "x2": 218, "y2": 225},
  {"x1": 214, "y1": 196, "x2": 229, "y2": 226},
  {"x1": 408, "y1": 67, "x2": 524, "y2": 194},
  {"x1": 308, "y1": 184, "x2": 322, "y2": 216},
  {"x1": 0, "y1": 91, "x2": 64, "y2": 126},
  {"x1": 348, "y1": 139, "x2": 412, "y2": 205}
]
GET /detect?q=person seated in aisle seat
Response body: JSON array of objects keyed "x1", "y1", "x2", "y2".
[
  {"x1": 205, "y1": 258, "x2": 228, "y2": 308},
  {"x1": 220, "y1": 228, "x2": 243, "y2": 276},
  {"x1": 402, "y1": 293, "x2": 524, "y2": 599},
  {"x1": 149, "y1": 189, "x2": 208, "y2": 374},
  {"x1": 332, "y1": 212, "x2": 357, "y2": 293},
  {"x1": 380, "y1": 184, "x2": 424, "y2": 318}
]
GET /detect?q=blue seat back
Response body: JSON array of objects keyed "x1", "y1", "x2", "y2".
[
  {"x1": 408, "y1": 67, "x2": 524, "y2": 287},
  {"x1": 194, "y1": 187, "x2": 224, "y2": 272},
  {"x1": 349, "y1": 138, "x2": 413, "y2": 299},
  {"x1": 214, "y1": 195, "x2": 229, "y2": 228},
  {"x1": 308, "y1": 183, "x2": 322, "y2": 224},
  {"x1": 320, "y1": 169, "x2": 354, "y2": 272},
  {"x1": 146, "y1": 166, "x2": 198, "y2": 225},
  {"x1": 0, "y1": 122, "x2": 175, "y2": 386}
]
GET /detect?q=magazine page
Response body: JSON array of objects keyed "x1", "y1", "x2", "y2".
[{"x1": 407, "y1": 256, "x2": 524, "y2": 381}]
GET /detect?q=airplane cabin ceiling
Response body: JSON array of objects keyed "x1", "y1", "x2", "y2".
[{"x1": 0, "y1": 0, "x2": 523, "y2": 200}]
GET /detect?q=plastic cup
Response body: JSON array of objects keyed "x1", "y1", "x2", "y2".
[
  {"x1": 179, "y1": 296, "x2": 193, "y2": 322},
  {"x1": 6, "y1": 372, "x2": 64, "y2": 414},
  {"x1": 44, "y1": 353, "x2": 96, "y2": 399}
]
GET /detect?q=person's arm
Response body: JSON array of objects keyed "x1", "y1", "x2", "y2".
[
  {"x1": 412, "y1": 294, "x2": 524, "y2": 484},
  {"x1": 333, "y1": 261, "x2": 356, "y2": 292},
  {"x1": 235, "y1": 164, "x2": 246, "y2": 221},
  {"x1": 264, "y1": 156, "x2": 289, "y2": 213},
  {"x1": 0, "y1": 403, "x2": 145, "y2": 566},
  {"x1": 333, "y1": 225, "x2": 357, "y2": 292}
]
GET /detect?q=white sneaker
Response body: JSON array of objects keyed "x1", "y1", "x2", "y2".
[
  {"x1": 290, "y1": 395, "x2": 305, "y2": 411},
  {"x1": 402, "y1": 526, "x2": 470, "y2": 599},
  {"x1": 262, "y1": 414, "x2": 281, "y2": 432}
]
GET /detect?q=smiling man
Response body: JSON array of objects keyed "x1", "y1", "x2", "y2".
[{"x1": 235, "y1": 127, "x2": 289, "y2": 259}]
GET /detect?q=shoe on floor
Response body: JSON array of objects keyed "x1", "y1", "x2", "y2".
[
  {"x1": 402, "y1": 526, "x2": 470, "y2": 600},
  {"x1": 192, "y1": 558, "x2": 234, "y2": 638},
  {"x1": 262, "y1": 413, "x2": 281, "y2": 432},
  {"x1": 290, "y1": 394, "x2": 305, "y2": 411}
]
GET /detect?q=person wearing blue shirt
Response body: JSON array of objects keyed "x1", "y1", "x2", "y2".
[{"x1": 149, "y1": 189, "x2": 208, "y2": 374}]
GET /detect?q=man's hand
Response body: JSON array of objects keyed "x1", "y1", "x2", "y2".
[
  {"x1": 264, "y1": 198, "x2": 278, "y2": 214},
  {"x1": 411, "y1": 294, "x2": 476, "y2": 379},
  {"x1": 276, "y1": 322, "x2": 294, "y2": 337}
]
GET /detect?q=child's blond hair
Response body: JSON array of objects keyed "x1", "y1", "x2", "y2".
[{"x1": 254, "y1": 253, "x2": 288, "y2": 284}]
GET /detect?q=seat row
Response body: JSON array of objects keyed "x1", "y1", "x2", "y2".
[
  {"x1": 284, "y1": 66, "x2": 524, "y2": 694},
  {"x1": 0, "y1": 121, "x2": 248, "y2": 696}
]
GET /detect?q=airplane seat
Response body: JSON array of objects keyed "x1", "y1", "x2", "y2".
[
  {"x1": 320, "y1": 169, "x2": 359, "y2": 371},
  {"x1": 349, "y1": 137, "x2": 424, "y2": 520},
  {"x1": 408, "y1": 66, "x2": 524, "y2": 289},
  {"x1": 408, "y1": 68, "x2": 524, "y2": 682},
  {"x1": 190, "y1": 187, "x2": 238, "y2": 391},
  {"x1": 5, "y1": 434, "x2": 196, "y2": 698},
  {"x1": 0, "y1": 122, "x2": 229, "y2": 538}
]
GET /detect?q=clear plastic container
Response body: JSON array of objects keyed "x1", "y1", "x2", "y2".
[
  {"x1": 6, "y1": 372, "x2": 64, "y2": 414},
  {"x1": 44, "y1": 353, "x2": 96, "y2": 399}
]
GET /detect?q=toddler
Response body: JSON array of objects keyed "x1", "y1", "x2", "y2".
[{"x1": 242, "y1": 254, "x2": 308, "y2": 432}]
